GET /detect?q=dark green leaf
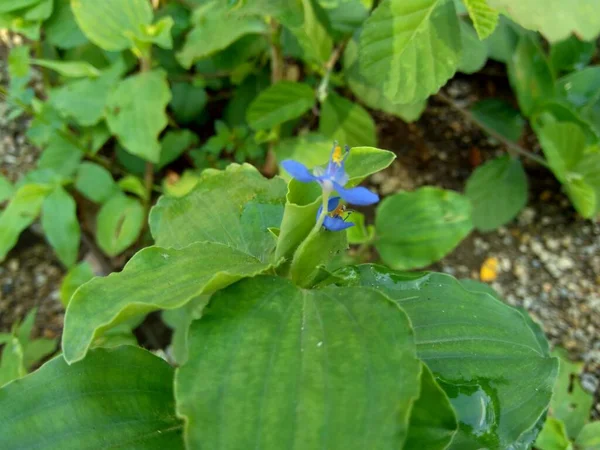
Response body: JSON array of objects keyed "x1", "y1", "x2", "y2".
[
  {"x1": 458, "y1": 20, "x2": 488, "y2": 74},
  {"x1": 550, "y1": 35, "x2": 596, "y2": 73},
  {"x1": 169, "y1": 81, "x2": 207, "y2": 124},
  {"x1": 45, "y1": 0, "x2": 88, "y2": 49},
  {"x1": 471, "y1": 98, "x2": 525, "y2": 142},
  {"x1": 157, "y1": 129, "x2": 199, "y2": 170}
]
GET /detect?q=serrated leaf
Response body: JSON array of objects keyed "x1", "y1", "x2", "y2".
[
  {"x1": 347, "y1": 266, "x2": 558, "y2": 449},
  {"x1": 60, "y1": 261, "x2": 95, "y2": 307},
  {"x1": 31, "y1": 58, "x2": 100, "y2": 78},
  {"x1": 0, "y1": 347, "x2": 184, "y2": 449},
  {"x1": 41, "y1": 186, "x2": 80, "y2": 267},
  {"x1": 471, "y1": 98, "x2": 525, "y2": 142},
  {"x1": 176, "y1": 276, "x2": 421, "y2": 450},
  {"x1": 375, "y1": 187, "x2": 473, "y2": 270},
  {"x1": 458, "y1": 20, "x2": 488, "y2": 74},
  {"x1": 75, "y1": 162, "x2": 117, "y2": 203},
  {"x1": 62, "y1": 242, "x2": 278, "y2": 363},
  {"x1": 465, "y1": 155, "x2": 528, "y2": 231},
  {"x1": 318, "y1": 92, "x2": 377, "y2": 147},
  {"x1": 106, "y1": 70, "x2": 171, "y2": 163},
  {"x1": 246, "y1": 81, "x2": 315, "y2": 130},
  {"x1": 359, "y1": 0, "x2": 461, "y2": 104},
  {"x1": 463, "y1": 0, "x2": 499, "y2": 39},
  {"x1": 96, "y1": 193, "x2": 144, "y2": 257}
]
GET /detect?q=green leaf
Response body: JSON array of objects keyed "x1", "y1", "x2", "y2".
[
  {"x1": 169, "y1": 81, "x2": 207, "y2": 124},
  {"x1": 484, "y1": 15, "x2": 519, "y2": 63},
  {"x1": 176, "y1": 276, "x2": 421, "y2": 449},
  {"x1": 405, "y1": 364, "x2": 458, "y2": 450},
  {"x1": 59, "y1": 261, "x2": 95, "y2": 307},
  {"x1": 535, "y1": 417, "x2": 572, "y2": 450},
  {"x1": 177, "y1": 2, "x2": 267, "y2": 69},
  {"x1": 75, "y1": 162, "x2": 117, "y2": 203},
  {"x1": 359, "y1": 0, "x2": 461, "y2": 104},
  {"x1": 0, "y1": 337, "x2": 25, "y2": 388},
  {"x1": 458, "y1": 20, "x2": 488, "y2": 74},
  {"x1": 157, "y1": 130, "x2": 199, "y2": 170},
  {"x1": 285, "y1": 0, "x2": 333, "y2": 64},
  {"x1": 550, "y1": 35, "x2": 596, "y2": 73},
  {"x1": 96, "y1": 193, "x2": 144, "y2": 257},
  {"x1": 45, "y1": 0, "x2": 88, "y2": 49},
  {"x1": 41, "y1": 186, "x2": 80, "y2": 268},
  {"x1": 106, "y1": 70, "x2": 171, "y2": 163},
  {"x1": 0, "y1": 183, "x2": 51, "y2": 261},
  {"x1": 576, "y1": 422, "x2": 600, "y2": 450},
  {"x1": 488, "y1": 0, "x2": 600, "y2": 42},
  {"x1": 0, "y1": 347, "x2": 184, "y2": 449},
  {"x1": 62, "y1": 242, "x2": 278, "y2": 363},
  {"x1": 507, "y1": 34, "x2": 555, "y2": 117},
  {"x1": 0, "y1": 174, "x2": 14, "y2": 203},
  {"x1": 551, "y1": 348, "x2": 594, "y2": 439},
  {"x1": 375, "y1": 187, "x2": 473, "y2": 270},
  {"x1": 346, "y1": 211, "x2": 375, "y2": 244},
  {"x1": 343, "y1": 38, "x2": 426, "y2": 122},
  {"x1": 465, "y1": 155, "x2": 528, "y2": 231},
  {"x1": 247, "y1": 81, "x2": 315, "y2": 130},
  {"x1": 463, "y1": 0, "x2": 499, "y2": 39},
  {"x1": 31, "y1": 58, "x2": 100, "y2": 78},
  {"x1": 0, "y1": 0, "x2": 40, "y2": 13},
  {"x1": 117, "y1": 175, "x2": 147, "y2": 200},
  {"x1": 150, "y1": 164, "x2": 287, "y2": 262},
  {"x1": 318, "y1": 92, "x2": 377, "y2": 147},
  {"x1": 162, "y1": 295, "x2": 208, "y2": 365},
  {"x1": 37, "y1": 134, "x2": 84, "y2": 178},
  {"x1": 470, "y1": 98, "x2": 525, "y2": 142},
  {"x1": 347, "y1": 266, "x2": 559, "y2": 449}
]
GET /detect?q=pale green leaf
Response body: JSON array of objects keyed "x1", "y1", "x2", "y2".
[
  {"x1": 37, "y1": 134, "x2": 83, "y2": 178},
  {"x1": 0, "y1": 337, "x2": 25, "y2": 388},
  {"x1": 59, "y1": 261, "x2": 95, "y2": 307},
  {"x1": 463, "y1": 0, "x2": 499, "y2": 39},
  {"x1": 41, "y1": 186, "x2": 80, "y2": 267},
  {"x1": 346, "y1": 211, "x2": 375, "y2": 244},
  {"x1": 0, "y1": 174, "x2": 14, "y2": 203},
  {"x1": 470, "y1": 98, "x2": 525, "y2": 142},
  {"x1": 465, "y1": 155, "x2": 528, "y2": 231},
  {"x1": 0, "y1": 0, "x2": 40, "y2": 13},
  {"x1": 31, "y1": 58, "x2": 100, "y2": 78},
  {"x1": 375, "y1": 187, "x2": 473, "y2": 270},
  {"x1": 576, "y1": 422, "x2": 600, "y2": 450},
  {"x1": 75, "y1": 162, "x2": 117, "y2": 203},
  {"x1": 106, "y1": 70, "x2": 171, "y2": 163},
  {"x1": 458, "y1": 20, "x2": 488, "y2": 74},
  {"x1": 117, "y1": 175, "x2": 147, "y2": 200},
  {"x1": 176, "y1": 276, "x2": 421, "y2": 450},
  {"x1": 318, "y1": 92, "x2": 377, "y2": 147},
  {"x1": 0, "y1": 183, "x2": 51, "y2": 261},
  {"x1": 347, "y1": 266, "x2": 559, "y2": 449},
  {"x1": 247, "y1": 81, "x2": 315, "y2": 130},
  {"x1": 535, "y1": 417, "x2": 572, "y2": 450},
  {"x1": 62, "y1": 242, "x2": 277, "y2": 363},
  {"x1": 45, "y1": 0, "x2": 88, "y2": 49},
  {"x1": 0, "y1": 347, "x2": 184, "y2": 449},
  {"x1": 96, "y1": 193, "x2": 144, "y2": 257},
  {"x1": 359, "y1": 0, "x2": 462, "y2": 104}
]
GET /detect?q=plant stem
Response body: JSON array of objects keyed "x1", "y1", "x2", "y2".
[
  {"x1": 435, "y1": 91, "x2": 550, "y2": 168},
  {"x1": 317, "y1": 40, "x2": 348, "y2": 102}
]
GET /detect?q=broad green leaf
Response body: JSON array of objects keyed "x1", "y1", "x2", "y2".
[
  {"x1": 162, "y1": 295, "x2": 208, "y2": 365},
  {"x1": 247, "y1": 81, "x2": 315, "y2": 130},
  {"x1": 71, "y1": 0, "x2": 171, "y2": 51},
  {"x1": 62, "y1": 242, "x2": 277, "y2": 363},
  {"x1": 319, "y1": 0, "x2": 369, "y2": 37},
  {"x1": 535, "y1": 417, "x2": 572, "y2": 450},
  {"x1": 31, "y1": 58, "x2": 100, "y2": 78},
  {"x1": 576, "y1": 422, "x2": 600, "y2": 450},
  {"x1": 75, "y1": 162, "x2": 117, "y2": 203},
  {"x1": 26, "y1": 102, "x2": 64, "y2": 146},
  {"x1": 507, "y1": 34, "x2": 555, "y2": 117},
  {"x1": 470, "y1": 98, "x2": 525, "y2": 142},
  {"x1": 37, "y1": 134, "x2": 84, "y2": 178},
  {"x1": 150, "y1": 164, "x2": 287, "y2": 262},
  {"x1": 96, "y1": 193, "x2": 144, "y2": 257},
  {"x1": 551, "y1": 348, "x2": 594, "y2": 439},
  {"x1": 158, "y1": 130, "x2": 199, "y2": 170},
  {"x1": 359, "y1": 0, "x2": 461, "y2": 104},
  {"x1": 169, "y1": 81, "x2": 207, "y2": 124},
  {"x1": 405, "y1": 364, "x2": 458, "y2": 450},
  {"x1": 0, "y1": 347, "x2": 184, "y2": 449},
  {"x1": 347, "y1": 266, "x2": 559, "y2": 449},
  {"x1": 484, "y1": 15, "x2": 519, "y2": 63},
  {"x1": 318, "y1": 92, "x2": 377, "y2": 147},
  {"x1": 463, "y1": 0, "x2": 499, "y2": 39},
  {"x1": 375, "y1": 187, "x2": 473, "y2": 270},
  {"x1": 458, "y1": 20, "x2": 488, "y2": 74},
  {"x1": 0, "y1": 337, "x2": 25, "y2": 388},
  {"x1": 106, "y1": 70, "x2": 171, "y2": 163},
  {"x1": 285, "y1": 0, "x2": 333, "y2": 64},
  {"x1": 550, "y1": 35, "x2": 596, "y2": 73},
  {"x1": 45, "y1": 0, "x2": 87, "y2": 49},
  {"x1": 0, "y1": 183, "x2": 51, "y2": 261},
  {"x1": 465, "y1": 155, "x2": 528, "y2": 231},
  {"x1": 343, "y1": 38, "x2": 426, "y2": 122},
  {"x1": 177, "y1": 2, "x2": 267, "y2": 69},
  {"x1": 0, "y1": 174, "x2": 14, "y2": 203},
  {"x1": 488, "y1": 0, "x2": 600, "y2": 43},
  {"x1": 59, "y1": 261, "x2": 95, "y2": 307},
  {"x1": 176, "y1": 276, "x2": 421, "y2": 449},
  {"x1": 41, "y1": 186, "x2": 80, "y2": 267}
]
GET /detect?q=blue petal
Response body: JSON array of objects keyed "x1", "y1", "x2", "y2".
[
  {"x1": 316, "y1": 197, "x2": 341, "y2": 220},
  {"x1": 281, "y1": 160, "x2": 316, "y2": 183},
  {"x1": 323, "y1": 215, "x2": 354, "y2": 231},
  {"x1": 333, "y1": 183, "x2": 379, "y2": 206}
]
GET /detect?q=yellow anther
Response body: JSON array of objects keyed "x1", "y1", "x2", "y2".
[
  {"x1": 332, "y1": 145, "x2": 344, "y2": 165},
  {"x1": 330, "y1": 203, "x2": 346, "y2": 218}
]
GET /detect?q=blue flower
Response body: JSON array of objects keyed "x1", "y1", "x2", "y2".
[
  {"x1": 281, "y1": 143, "x2": 379, "y2": 206},
  {"x1": 317, "y1": 197, "x2": 354, "y2": 231}
]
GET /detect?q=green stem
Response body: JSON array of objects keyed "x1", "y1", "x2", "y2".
[{"x1": 305, "y1": 190, "x2": 331, "y2": 243}]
